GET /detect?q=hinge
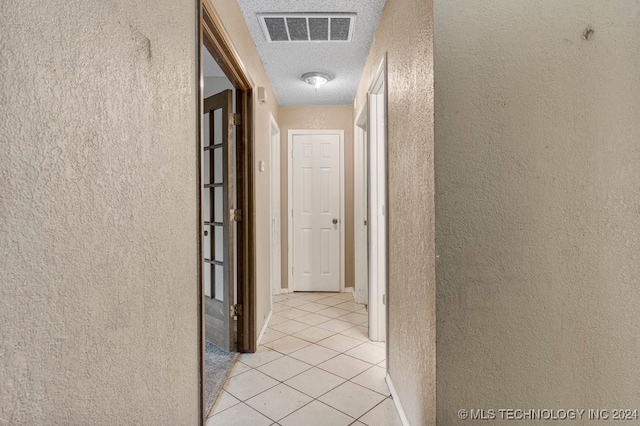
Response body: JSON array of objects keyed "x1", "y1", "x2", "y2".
[
  {"x1": 383, "y1": 294, "x2": 386, "y2": 305},
  {"x1": 230, "y1": 304, "x2": 242, "y2": 317},
  {"x1": 231, "y1": 113, "x2": 241, "y2": 126},
  {"x1": 230, "y1": 208, "x2": 242, "y2": 222}
]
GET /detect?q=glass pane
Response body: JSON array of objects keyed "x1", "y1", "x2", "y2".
[
  {"x1": 203, "y1": 149, "x2": 210, "y2": 185},
  {"x1": 214, "y1": 147, "x2": 223, "y2": 184},
  {"x1": 203, "y1": 112, "x2": 210, "y2": 148},
  {"x1": 204, "y1": 262, "x2": 212, "y2": 298},
  {"x1": 213, "y1": 109, "x2": 223, "y2": 146},
  {"x1": 214, "y1": 264, "x2": 224, "y2": 302},
  {"x1": 203, "y1": 188, "x2": 211, "y2": 222},
  {"x1": 214, "y1": 225, "x2": 223, "y2": 262},
  {"x1": 214, "y1": 186, "x2": 223, "y2": 223},
  {"x1": 203, "y1": 224, "x2": 211, "y2": 260}
]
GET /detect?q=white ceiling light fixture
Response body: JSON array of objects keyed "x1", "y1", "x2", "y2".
[{"x1": 302, "y1": 72, "x2": 332, "y2": 89}]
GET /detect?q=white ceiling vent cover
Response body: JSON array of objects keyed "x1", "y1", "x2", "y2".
[{"x1": 258, "y1": 13, "x2": 356, "y2": 42}]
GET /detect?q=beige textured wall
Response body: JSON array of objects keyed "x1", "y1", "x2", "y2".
[
  {"x1": 277, "y1": 106, "x2": 355, "y2": 291},
  {"x1": 353, "y1": 0, "x2": 436, "y2": 424},
  {"x1": 208, "y1": 0, "x2": 279, "y2": 337},
  {"x1": 0, "y1": 0, "x2": 198, "y2": 424},
  {"x1": 435, "y1": 1, "x2": 640, "y2": 423}
]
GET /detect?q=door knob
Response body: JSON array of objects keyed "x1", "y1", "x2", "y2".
[{"x1": 332, "y1": 218, "x2": 338, "y2": 225}]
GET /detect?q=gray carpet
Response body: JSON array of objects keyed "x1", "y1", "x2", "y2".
[{"x1": 205, "y1": 341, "x2": 236, "y2": 412}]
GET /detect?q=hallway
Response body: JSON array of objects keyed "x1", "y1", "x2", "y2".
[{"x1": 207, "y1": 292, "x2": 401, "y2": 425}]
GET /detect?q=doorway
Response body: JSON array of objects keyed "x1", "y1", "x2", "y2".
[
  {"x1": 354, "y1": 106, "x2": 369, "y2": 306},
  {"x1": 365, "y1": 56, "x2": 387, "y2": 343},
  {"x1": 287, "y1": 129, "x2": 345, "y2": 293},
  {"x1": 199, "y1": 0, "x2": 256, "y2": 419}
]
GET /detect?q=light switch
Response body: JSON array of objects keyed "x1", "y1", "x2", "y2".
[{"x1": 259, "y1": 160, "x2": 265, "y2": 172}]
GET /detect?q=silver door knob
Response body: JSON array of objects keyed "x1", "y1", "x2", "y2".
[{"x1": 332, "y1": 218, "x2": 338, "y2": 224}]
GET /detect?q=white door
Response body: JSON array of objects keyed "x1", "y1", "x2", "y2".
[{"x1": 291, "y1": 131, "x2": 342, "y2": 292}]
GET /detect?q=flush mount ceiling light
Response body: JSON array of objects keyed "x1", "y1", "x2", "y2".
[{"x1": 302, "y1": 72, "x2": 332, "y2": 89}]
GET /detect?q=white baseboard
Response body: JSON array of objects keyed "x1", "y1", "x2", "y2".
[
  {"x1": 257, "y1": 310, "x2": 272, "y2": 346},
  {"x1": 386, "y1": 373, "x2": 411, "y2": 426}
]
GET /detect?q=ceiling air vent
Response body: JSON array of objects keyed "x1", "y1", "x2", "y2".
[{"x1": 258, "y1": 13, "x2": 356, "y2": 42}]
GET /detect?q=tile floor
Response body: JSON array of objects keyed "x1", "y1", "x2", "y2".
[{"x1": 207, "y1": 291, "x2": 402, "y2": 426}]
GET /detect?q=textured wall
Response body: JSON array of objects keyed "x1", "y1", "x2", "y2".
[
  {"x1": 435, "y1": 1, "x2": 640, "y2": 423},
  {"x1": 208, "y1": 0, "x2": 279, "y2": 339},
  {"x1": 0, "y1": 0, "x2": 198, "y2": 424},
  {"x1": 277, "y1": 106, "x2": 355, "y2": 291},
  {"x1": 353, "y1": 0, "x2": 436, "y2": 424}
]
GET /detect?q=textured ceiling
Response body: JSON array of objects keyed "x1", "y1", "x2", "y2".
[{"x1": 237, "y1": 0, "x2": 386, "y2": 106}]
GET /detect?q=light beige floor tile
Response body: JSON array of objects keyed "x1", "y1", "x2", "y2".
[
  {"x1": 257, "y1": 356, "x2": 312, "y2": 381},
  {"x1": 333, "y1": 292, "x2": 355, "y2": 301},
  {"x1": 345, "y1": 342, "x2": 386, "y2": 365},
  {"x1": 279, "y1": 400, "x2": 354, "y2": 426},
  {"x1": 316, "y1": 296, "x2": 348, "y2": 306},
  {"x1": 230, "y1": 360, "x2": 252, "y2": 377},
  {"x1": 298, "y1": 292, "x2": 337, "y2": 302},
  {"x1": 273, "y1": 304, "x2": 291, "y2": 313},
  {"x1": 265, "y1": 335, "x2": 312, "y2": 354},
  {"x1": 297, "y1": 302, "x2": 328, "y2": 313},
  {"x1": 224, "y1": 369, "x2": 279, "y2": 401},
  {"x1": 377, "y1": 359, "x2": 386, "y2": 368},
  {"x1": 269, "y1": 320, "x2": 309, "y2": 335},
  {"x1": 334, "y1": 301, "x2": 362, "y2": 312},
  {"x1": 210, "y1": 390, "x2": 240, "y2": 415},
  {"x1": 319, "y1": 381, "x2": 386, "y2": 419},
  {"x1": 207, "y1": 402, "x2": 273, "y2": 426},
  {"x1": 339, "y1": 325, "x2": 369, "y2": 341},
  {"x1": 272, "y1": 294, "x2": 289, "y2": 302},
  {"x1": 359, "y1": 398, "x2": 403, "y2": 426},
  {"x1": 268, "y1": 314, "x2": 290, "y2": 326},
  {"x1": 351, "y1": 422, "x2": 367, "y2": 426},
  {"x1": 284, "y1": 367, "x2": 346, "y2": 398},
  {"x1": 279, "y1": 297, "x2": 309, "y2": 308},
  {"x1": 289, "y1": 344, "x2": 340, "y2": 366},
  {"x1": 239, "y1": 346, "x2": 283, "y2": 368},
  {"x1": 246, "y1": 383, "x2": 313, "y2": 422},
  {"x1": 292, "y1": 326, "x2": 336, "y2": 343},
  {"x1": 261, "y1": 329, "x2": 287, "y2": 344},
  {"x1": 317, "y1": 319, "x2": 355, "y2": 333},
  {"x1": 317, "y1": 334, "x2": 364, "y2": 353},
  {"x1": 317, "y1": 354, "x2": 372, "y2": 379},
  {"x1": 277, "y1": 308, "x2": 309, "y2": 320},
  {"x1": 339, "y1": 312, "x2": 369, "y2": 325},
  {"x1": 316, "y1": 306, "x2": 352, "y2": 318},
  {"x1": 350, "y1": 365, "x2": 390, "y2": 396},
  {"x1": 296, "y1": 313, "x2": 332, "y2": 326}
]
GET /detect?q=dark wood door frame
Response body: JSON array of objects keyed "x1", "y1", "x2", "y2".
[{"x1": 197, "y1": 0, "x2": 256, "y2": 420}]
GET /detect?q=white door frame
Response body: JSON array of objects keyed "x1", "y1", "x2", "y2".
[
  {"x1": 368, "y1": 56, "x2": 387, "y2": 342},
  {"x1": 287, "y1": 129, "x2": 345, "y2": 293},
  {"x1": 269, "y1": 114, "x2": 281, "y2": 297},
  {"x1": 354, "y1": 104, "x2": 368, "y2": 305}
]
